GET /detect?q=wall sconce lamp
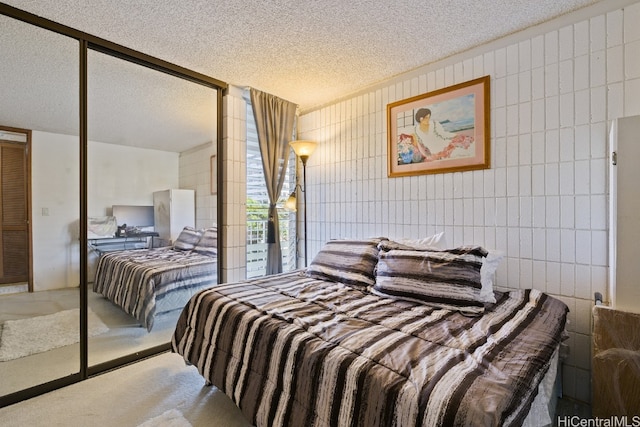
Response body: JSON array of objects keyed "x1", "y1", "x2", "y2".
[
  {"x1": 286, "y1": 140, "x2": 317, "y2": 266},
  {"x1": 285, "y1": 191, "x2": 298, "y2": 212}
]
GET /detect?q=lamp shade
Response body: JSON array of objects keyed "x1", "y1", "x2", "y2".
[
  {"x1": 284, "y1": 191, "x2": 297, "y2": 212},
  {"x1": 289, "y1": 140, "x2": 317, "y2": 158}
]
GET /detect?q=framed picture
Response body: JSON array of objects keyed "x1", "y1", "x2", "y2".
[
  {"x1": 387, "y1": 75, "x2": 490, "y2": 177},
  {"x1": 210, "y1": 155, "x2": 217, "y2": 195}
]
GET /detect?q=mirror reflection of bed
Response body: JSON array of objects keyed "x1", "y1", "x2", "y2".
[
  {"x1": 0, "y1": 11, "x2": 220, "y2": 400},
  {"x1": 86, "y1": 49, "x2": 219, "y2": 368},
  {"x1": 90, "y1": 223, "x2": 218, "y2": 366}
]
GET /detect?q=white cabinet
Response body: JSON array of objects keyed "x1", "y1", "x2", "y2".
[
  {"x1": 153, "y1": 189, "x2": 195, "y2": 244},
  {"x1": 609, "y1": 115, "x2": 640, "y2": 314}
]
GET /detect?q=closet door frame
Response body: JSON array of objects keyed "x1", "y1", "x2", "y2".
[{"x1": 0, "y1": 3, "x2": 227, "y2": 408}]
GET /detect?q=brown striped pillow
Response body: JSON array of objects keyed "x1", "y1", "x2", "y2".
[
  {"x1": 372, "y1": 245, "x2": 493, "y2": 315},
  {"x1": 193, "y1": 227, "x2": 218, "y2": 257},
  {"x1": 305, "y1": 238, "x2": 387, "y2": 289},
  {"x1": 173, "y1": 226, "x2": 202, "y2": 251}
]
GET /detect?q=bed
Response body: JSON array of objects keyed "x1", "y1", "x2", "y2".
[
  {"x1": 93, "y1": 226, "x2": 218, "y2": 331},
  {"x1": 172, "y1": 238, "x2": 568, "y2": 426}
]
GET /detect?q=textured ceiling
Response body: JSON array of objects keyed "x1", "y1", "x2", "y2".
[{"x1": 1, "y1": 0, "x2": 606, "y2": 151}]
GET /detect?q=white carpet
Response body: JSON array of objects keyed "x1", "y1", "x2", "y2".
[
  {"x1": 138, "y1": 409, "x2": 192, "y2": 427},
  {"x1": 0, "y1": 353, "x2": 252, "y2": 427},
  {"x1": 0, "y1": 308, "x2": 109, "y2": 361}
]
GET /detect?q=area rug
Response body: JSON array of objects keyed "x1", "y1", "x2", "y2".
[
  {"x1": 137, "y1": 409, "x2": 192, "y2": 427},
  {"x1": 0, "y1": 308, "x2": 109, "y2": 362}
]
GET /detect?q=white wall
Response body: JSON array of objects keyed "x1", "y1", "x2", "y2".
[
  {"x1": 297, "y1": 0, "x2": 640, "y2": 404},
  {"x1": 31, "y1": 131, "x2": 180, "y2": 291},
  {"x1": 179, "y1": 142, "x2": 218, "y2": 230},
  {"x1": 31, "y1": 131, "x2": 81, "y2": 293},
  {"x1": 88, "y1": 140, "x2": 179, "y2": 215}
]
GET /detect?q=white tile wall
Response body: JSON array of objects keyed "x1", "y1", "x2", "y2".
[
  {"x1": 296, "y1": 1, "x2": 640, "y2": 403},
  {"x1": 221, "y1": 86, "x2": 248, "y2": 283}
]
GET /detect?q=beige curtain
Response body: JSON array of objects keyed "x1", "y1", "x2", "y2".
[{"x1": 249, "y1": 88, "x2": 297, "y2": 275}]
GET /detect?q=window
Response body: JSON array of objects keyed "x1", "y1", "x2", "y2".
[{"x1": 246, "y1": 104, "x2": 297, "y2": 278}]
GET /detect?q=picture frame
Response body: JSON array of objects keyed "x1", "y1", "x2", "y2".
[
  {"x1": 387, "y1": 75, "x2": 490, "y2": 177},
  {"x1": 210, "y1": 155, "x2": 217, "y2": 195}
]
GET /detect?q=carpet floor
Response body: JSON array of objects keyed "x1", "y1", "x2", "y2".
[
  {"x1": 0, "y1": 351, "x2": 592, "y2": 427},
  {"x1": 0, "y1": 308, "x2": 108, "y2": 361},
  {"x1": 0, "y1": 352, "x2": 252, "y2": 427},
  {"x1": 0, "y1": 288, "x2": 180, "y2": 397}
]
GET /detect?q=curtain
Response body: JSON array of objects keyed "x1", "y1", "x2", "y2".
[{"x1": 249, "y1": 88, "x2": 297, "y2": 275}]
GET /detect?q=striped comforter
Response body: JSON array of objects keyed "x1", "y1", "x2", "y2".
[
  {"x1": 172, "y1": 271, "x2": 568, "y2": 427},
  {"x1": 93, "y1": 247, "x2": 217, "y2": 331}
]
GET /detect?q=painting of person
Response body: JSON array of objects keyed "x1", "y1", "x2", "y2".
[{"x1": 396, "y1": 97, "x2": 475, "y2": 165}]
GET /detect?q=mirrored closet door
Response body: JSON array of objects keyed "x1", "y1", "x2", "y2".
[
  {"x1": 0, "y1": 14, "x2": 80, "y2": 397},
  {"x1": 1, "y1": 3, "x2": 224, "y2": 405},
  {"x1": 86, "y1": 49, "x2": 220, "y2": 367}
]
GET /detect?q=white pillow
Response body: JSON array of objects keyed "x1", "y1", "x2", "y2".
[
  {"x1": 480, "y1": 249, "x2": 504, "y2": 303},
  {"x1": 398, "y1": 231, "x2": 447, "y2": 249}
]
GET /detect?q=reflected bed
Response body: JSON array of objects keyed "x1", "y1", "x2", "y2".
[{"x1": 93, "y1": 227, "x2": 218, "y2": 331}]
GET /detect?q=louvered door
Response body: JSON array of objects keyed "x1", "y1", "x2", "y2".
[{"x1": 0, "y1": 139, "x2": 29, "y2": 284}]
